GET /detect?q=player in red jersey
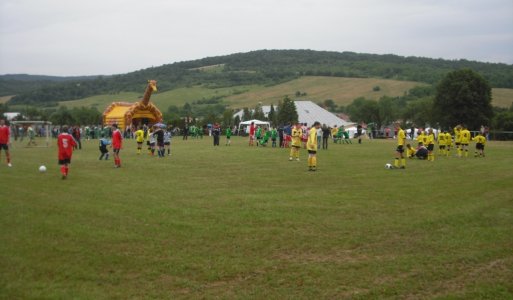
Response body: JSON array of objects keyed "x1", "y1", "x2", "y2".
[
  {"x1": 57, "y1": 125, "x2": 77, "y2": 179},
  {"x1": 112, "y1": 124, "x2": 123, "y2": 168},
  {"x1": 248, "y1": 122, "x2": 255, "y2": 146},
  {"x1": 0, "y1": 119, "x2": 12, "y2": 167}
]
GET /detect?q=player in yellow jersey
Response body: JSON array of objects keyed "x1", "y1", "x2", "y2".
[
  {"x1": 331, "y1": 125, "x2": 339, "y2": 143},
  {"x1": 135, "y1": 126, "x2": 145, "y2": 154},
  {"x1": 444, "y1": 131, "x2": 452, "y2": 157},
  {"x1": 394, "y1": 123, "x2": 406, "y2": 169},
  {"x1": 406, "y1": 144, "x2": 416, "y2": 158},
  {"x1": 307, "y1": 122, "x2": 321, "y2": 171},
  {"x1": 426, "y1": 128, "x2": 436, "y2": 161},
  {"x1": 454, "y1": 125, "x2": 462, "y2": 157},
  {"x1": 416, "y1": 130, "x2": 427, "y2": 147},
  {"x1": 437, "y1": 129, "x2": 446, "y2": 155},
  {"x1": 289, "y1": 122, "x2": 302, "y2": 161},
  {"x1": 472, "y1": 132, "x2": 486, "y2": 157},
  {"x1": 460, "y1": 125, "x2": 471, "y2": 157}
]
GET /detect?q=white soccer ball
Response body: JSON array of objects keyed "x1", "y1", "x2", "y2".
[
  {"x1": 385, "y1": 163, "x2": 393, "y2": 169},
  {"x1": 39, "y1": 165, "x2": 47, "y2": 172}
]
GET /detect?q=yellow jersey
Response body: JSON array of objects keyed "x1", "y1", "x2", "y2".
[
  {"x1": 454, "y1": 127, "x2": 462, "y2": 143},
  {"x1": 291, "y1": 127, "x2": 303, "y2": 147},
  {"x1": 445, "y1": 133, "x2": 452, "y2": 146},
  {"x1": 406, "y1": 146, "x2": 416, "y2": 158},
  {"x1": 460, "y1": 129, "x2": 471, "y2": 144},
  {"x1": 135, "y1": 129, "x2": 145, "y2": 143},
  {"x1": 427, "y1": 133, "x2": 435, "y2": 145},
  {"x1": 437, "y1": 132, "x2": 446, "y2": 146},
  {"x1": 307, "y1": 127, "x2": 318, "y2": 151},
  {"x1": 417, "y1": 133, "x2": 427, "y2": 145},
  {"x1": 397, "y1": 128, "x2": 406, "y2": 146},
  {"x1": 473, "y1": 135, "x2": 486, "y2": 145}
]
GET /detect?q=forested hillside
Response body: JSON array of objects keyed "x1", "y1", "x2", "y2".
[{"x1": 3, "y1": 49, "x2": 513, "y2": 105}]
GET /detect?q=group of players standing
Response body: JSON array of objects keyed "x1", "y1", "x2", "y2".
[{"x1": 394, "y1": 123, "x2": 487, "y2": 169}]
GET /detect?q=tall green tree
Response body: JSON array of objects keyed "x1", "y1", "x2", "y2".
[
  {"x1": 277, "y1": 96, "x2": 298, "y2": 125},
  {"x1": 346, "y1": 97, "x2": 380, "y2": 127},
  {"x1": 253, "y1": 103, "x2": 265, "y2": 120},
  {"x1": 268, "y1": 104, "x2": 277, "y2": 126},
  {"x1": 433, "y1": 69, "x2": 493, "y2": 129}
]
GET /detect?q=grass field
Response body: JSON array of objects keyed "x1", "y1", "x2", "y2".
[{"x1": 1, "y1": 137, "x2": 513, "y2": 299}]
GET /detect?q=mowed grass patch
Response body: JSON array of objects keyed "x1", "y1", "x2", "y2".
[
  {"x1": 226, "y1": 76, "x2": 427, "y2": 108},
  {"x1": 492, "y1": 88, "x2": 513, "y2": 108},
  {"x1": 1, "y1": 137, "x2": 512, "y2": 299}
]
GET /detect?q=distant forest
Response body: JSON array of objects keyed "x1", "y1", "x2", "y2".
[{"x1": 2, "y1": 49, "x2": 513, "y2": 105}]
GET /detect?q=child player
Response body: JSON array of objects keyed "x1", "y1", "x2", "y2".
[
  {"x1": 394, "y1": 122, "x2": 406, "y2": 169},
  {"x1": 437, "y1": 129, "x2": 446, "y2": 156},
  {"x1": 164, "y1": 128, "x2": 172, "y2": 155},
  {"x1": 289, "y1": 122, "x2": 302, "y2": 161},
  {"x1": 225, "y1": 126, "x2": 232, "y2": 146},
  {"x1": 0, "y1": 119, "x2": 12, "y2": 167},
  {"x1": 460, "y1": 125, "x2": 471, "y2": 157},
  {"x1": 98, "y1": 134, "x2": 110, "y2": 160},
  {"x1": 426, "y1": 128, "x2": 436, "y2": 161},
  {"x1": 307, "y1": 121, "x2": 321, "y2": 171},
  {"x1": 445, "y1": 130, "x2": 452, "y2": 157},
  {"x1": 57, "y1": 125, "x2": 77, "y2": 179},
  {"x1": 135, "y1": 126, "x2": 145, "y2": 155},
  {"x1": 473, "y1": 132, "x2": 486, "y2": 157},
  {"x1": 112, "y1": 124, "x2": 123, "y2": 168}
]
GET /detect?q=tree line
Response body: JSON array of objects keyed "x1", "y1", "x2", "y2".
[{"x1": 3, "y1": 49, "x2": 513, "y2": 105}]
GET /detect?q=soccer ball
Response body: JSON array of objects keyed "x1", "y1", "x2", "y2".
[
  {"x1": 39, "y1": 165, "x2": 47, "y2": 173},
  {"x1": 385, "y1": 163, "x2": 393, "y2": 169}
]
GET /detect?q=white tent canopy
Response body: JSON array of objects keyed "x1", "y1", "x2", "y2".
[{"x1": 238, "y1": 119, "x2": 270, "y2": 134}]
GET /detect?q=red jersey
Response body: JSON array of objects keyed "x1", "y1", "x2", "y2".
[
  {"x1": 112, "y1": 129, "x2": 122, "y2": 149},
  {"x1": 249, "y1": 124, "x2": 255, "y2": 136},
  {"x1": 57, "y1": 133, "x2": 76, "y2": 160},
  {"x1": 0, "y1": 125, "x2": 10, "y2": 144}
]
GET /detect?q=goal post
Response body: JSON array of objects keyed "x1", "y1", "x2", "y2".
[{"x1": 10, "y1": 120, "x2": 52, "y2": 148}]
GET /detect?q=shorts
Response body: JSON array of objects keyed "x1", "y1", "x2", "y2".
[
  {"x1": 291, "y1": 145, "x2": 300, "y2": 149},
  {"x1": 58, "y1": 158, "x2": 71, "y2": 165},
  {"x1": 427, "y1": 144, "x2": 434, "y2": 151},
  {"x1": 137, "y1": 141, "x2": 143, "y2": 145},
  {"x1": 308, "y1": 150, "x2": 317, "y2": 154},
  {"x1": 461, "y1": 143, "x2": 469, "y2": 147},
  {"x1": 476, "y1": 143, "x2": 484, "y2": 150},
  {"x1": 249, "y1": 135, "x2": 255, "y2": 140},
  {"x1": 226, "y1": 136, "x2": 231, "y2": 140},
  {"x1": 164, "y1": 142, "x2": 170, "y2": 146},
  {"x1": 157, "y1": 142, "x2": 164, "y2": 147},
  {"x1": 113, "y1": 148, "x2": 121, "y2": 154},
  {"x1": 439, "y1": 145, "x2": 446, "y2": 149},
  {"x1": 0, "y1": 144, "x2": 8, "y2": 150},
  {"x1": 455, "y1": 142, "x2": 461, "y2": 146},
  {"x1": 99, "y1": 146, "x2": 108, "y2": 154},
  {"x1": 396, "y1": 145, "x2": 404, "y2": 153}
]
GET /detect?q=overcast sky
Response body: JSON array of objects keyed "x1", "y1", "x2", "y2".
[{"x1": 1, "y1": 0, "x2": 512, "y2": 76}]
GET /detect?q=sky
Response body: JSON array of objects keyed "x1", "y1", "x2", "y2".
[{"x1": 1, "y1": 0, "x2": 512, "y2": 76}]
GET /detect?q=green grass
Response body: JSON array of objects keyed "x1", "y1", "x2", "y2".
[{"x1": 1, "y1": 137, "x2": 512, "y2": 299}]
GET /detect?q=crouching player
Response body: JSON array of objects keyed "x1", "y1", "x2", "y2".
[
  {"x1": 406, "y1": 144, "x2": 416, "y2": 158},
  {"x1": 57, "y1": 125, "x2": 77, "y2": 179},
  {"x1": 99, "y1": 135, "x2": 110, "y2": 160}
]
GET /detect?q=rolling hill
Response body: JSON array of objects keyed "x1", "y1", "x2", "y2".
[{"x1": 3, "y1": 49, "x2": 513, "y2": 106}]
